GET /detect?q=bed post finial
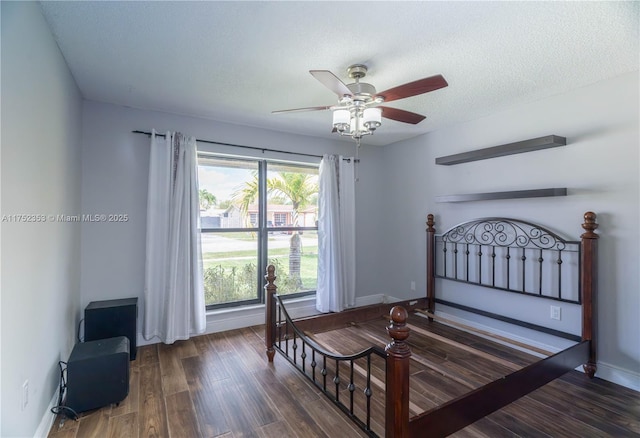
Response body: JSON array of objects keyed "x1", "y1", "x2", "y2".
[
  {"x1": 427, "y1": 214, "x2": 435, "y2": 232},
  {"x1": 265, "y1": 265, "x2": 277, "y2": 362},
  {"x1": 581, "y1": 211, "x2": 598, "y2": 239},
  {"x1": 580, "y1": 212, "x2": 598, "y2": 378},
  {"x1": 426, "y1": 214, "x2": 436, "y2": 320},
  {"x1": 385, "y1": 306, "x2": 411, "y2": 438},
  {"x1": 387, "y1": 306, "x2": 410, "y2": 345}
]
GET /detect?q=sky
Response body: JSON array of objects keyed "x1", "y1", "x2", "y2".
[
  {"x1": 198, "y1": 161, "x2": 319, "y2": 206},
  {"x1": 198, "y1": 165, "x2": 253, "y2": 204}
]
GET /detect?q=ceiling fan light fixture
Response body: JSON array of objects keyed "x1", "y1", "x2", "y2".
[
  {"x1": 332, "y1": 109, "x2": 351, "y2": 132},
  {"x1": 332, "y1": 106, "x2": 380, "y2": 139},
  {"x1": 363, "y1": 107, "x2": 382, "y2": 131}
]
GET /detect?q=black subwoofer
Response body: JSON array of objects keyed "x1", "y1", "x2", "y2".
[
  {"x1": 66, "y1": 336, "x2": 130, "y2": 413},
  {"x1": 85, "y1": 297, "x2": 138, "y2": 360}
]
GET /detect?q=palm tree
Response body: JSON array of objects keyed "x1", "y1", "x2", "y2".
[
  {"x1": 233, "y1": 171, "x2": 259, "y2": 227},
  {"x1": 232, "y1": 171, "x2": 318, "y2": 289},
  {"x1": 269, "y1": 172, "x2": 318, "y2": 288},
  {"x1": 199, "y1": 189, "x2": 217, "y2": 211}
]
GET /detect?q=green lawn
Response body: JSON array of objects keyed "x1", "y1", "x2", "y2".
[
  {"x1": 203, "y1": 253, "x2": 317, "y2": 282},
  {"x1": 202, "y1": 242, "x2": 318, "y2": 306},
  {"x1": 202, "y1": 246, "x2": 312, "y2": 262}
]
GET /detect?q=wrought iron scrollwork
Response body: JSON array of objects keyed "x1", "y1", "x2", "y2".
[
  {"x1": 436, "y1": 217, "x2": 581, "y2": 304},
  {"x1": 443, "y1": 218, "x2": 567, "y2": 251}
]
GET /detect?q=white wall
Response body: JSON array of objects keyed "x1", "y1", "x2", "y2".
[
  {"x1": 1, "y1": 2, "x2": 83, "y2": 436},
  {"x1": 381, "y1": 72, "x2": 639, "y2": 388},
  {"x1": 80, "y1": 101, "x2": 387, "y2": 340}
]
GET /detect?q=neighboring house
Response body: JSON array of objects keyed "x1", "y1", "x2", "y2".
[
  {"x1": 201, "y1": 215, "x2": 220, "y2": 228},
  {"x1": 245, "y1": 204, "x2": 317, "y2": 228},
  {"x1": 200, "y1": 204, "x2": 317, "y2": 229},
  {"x1": 223, "y1": 205, "x2": 244, "y2": 228},
  {"x1": 200, "y1": 207, "x2": 241, "y2": 228}
]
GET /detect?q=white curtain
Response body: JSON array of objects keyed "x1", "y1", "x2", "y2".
[
  {"x1": 143, "y1": 130, "x2": 206, "y2": 343},
  {"x1": 316, "y1": 154, "x2": 356, "y2": 313}
]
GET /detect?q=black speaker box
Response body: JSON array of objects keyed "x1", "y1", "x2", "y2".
[
  {"x1": 66, "y1": 337, "x2": 130, "y2": 413},
  {"x1": 85, "y1": 298, "x2": 138, "y2": 360}
]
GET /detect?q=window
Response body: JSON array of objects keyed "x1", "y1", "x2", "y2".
[
  {"x1": 273, "y1": 212, "x2": 287, "y2": 226},
  {"x1": 198, "y1": 155, "x2": 319, "y2": 309}
]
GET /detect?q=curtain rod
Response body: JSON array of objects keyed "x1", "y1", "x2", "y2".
[{"x1": 132, "y1": 130, "x2": 357, "y2": 162}]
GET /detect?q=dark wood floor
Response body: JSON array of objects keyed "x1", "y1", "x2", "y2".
[
  {"x1": 313, "y1": 314, "x2": 640, "y2": 437},
  {"x1": 48, "y1": 314, "x2": 639, "y2": 438}
]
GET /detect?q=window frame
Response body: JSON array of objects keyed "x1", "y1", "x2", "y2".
[{"x1": 199, "y1": 154, "x2": 319, "y2": 310}]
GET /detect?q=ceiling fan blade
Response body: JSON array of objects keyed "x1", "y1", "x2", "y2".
[
  {"x1": 272, "y1": 105, "x2": 332, "y2": 114},
  {"x1": 309, "y1": 70, "x2": 353, "y2": 98},
  {"x1": 379, "y1": 106, "x2": 426, "y2": 124},
  {"x1": 377, "y1": 74, "x2": 448, "y2": 103}
]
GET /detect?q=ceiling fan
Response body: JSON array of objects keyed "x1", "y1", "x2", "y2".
[{"x1": 273, "y1": 64, "x2": 448, "y2": 142}]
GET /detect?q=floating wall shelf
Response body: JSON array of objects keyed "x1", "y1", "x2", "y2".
[
  {"x1": 435, "y1": 188, "x2": 568, "y2": 203},
  {"x1": 435, "y1": 135, "x2": 567, "y2": 165}
]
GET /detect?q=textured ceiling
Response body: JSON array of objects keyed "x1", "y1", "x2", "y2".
[{"x1": 39, "y1": 1, "x2": 639, "y2": 146}]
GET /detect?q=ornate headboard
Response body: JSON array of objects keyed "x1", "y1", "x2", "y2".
[
  {"x1": 425, "y1": 212, "x2": 598, "y2": 374},
  {"x1": 434, "y1": 217, "x2": 581, "y2": 303}
]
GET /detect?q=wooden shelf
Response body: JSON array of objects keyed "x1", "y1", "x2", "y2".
[
  {"x1": 435, "y1": 135, "x2": 566, "y2": 165},
  {"x1": 435, "y1": 188, "x2": 568, "y2": 203}
]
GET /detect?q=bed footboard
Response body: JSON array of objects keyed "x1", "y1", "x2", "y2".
[{"x1": 264, "y1": 265, "x2": 413, "y2": 437}]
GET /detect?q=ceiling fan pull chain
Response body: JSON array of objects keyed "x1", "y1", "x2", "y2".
[{"x1": 354, "y1": 139, "x2": 360, "y2": 182}]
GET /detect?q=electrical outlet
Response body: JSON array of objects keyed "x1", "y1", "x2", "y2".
[
  {"x1": 410, "y1": 281, "x2": 416, "y2": 291},
  {"x1": 550, "y1": 305, "x2": 561, "y2": 321},
  {"x1": 22, "y1": 380, "x2": 29, "y2": 411}
]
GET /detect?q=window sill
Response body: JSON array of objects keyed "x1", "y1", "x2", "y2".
[{"x1": 207, "y1": 302, "x2": 264, "y2": 317}]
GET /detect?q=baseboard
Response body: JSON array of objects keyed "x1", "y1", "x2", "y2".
[
  {"x1": 595, "y1": 361, "x2": 640, "y2": 391},
  {"x1": 34, "y1": 390, "x2": 58, "y2": 438},
  {"x1": 355, "y1": 293, "x2": 385, "y2": 307}
]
